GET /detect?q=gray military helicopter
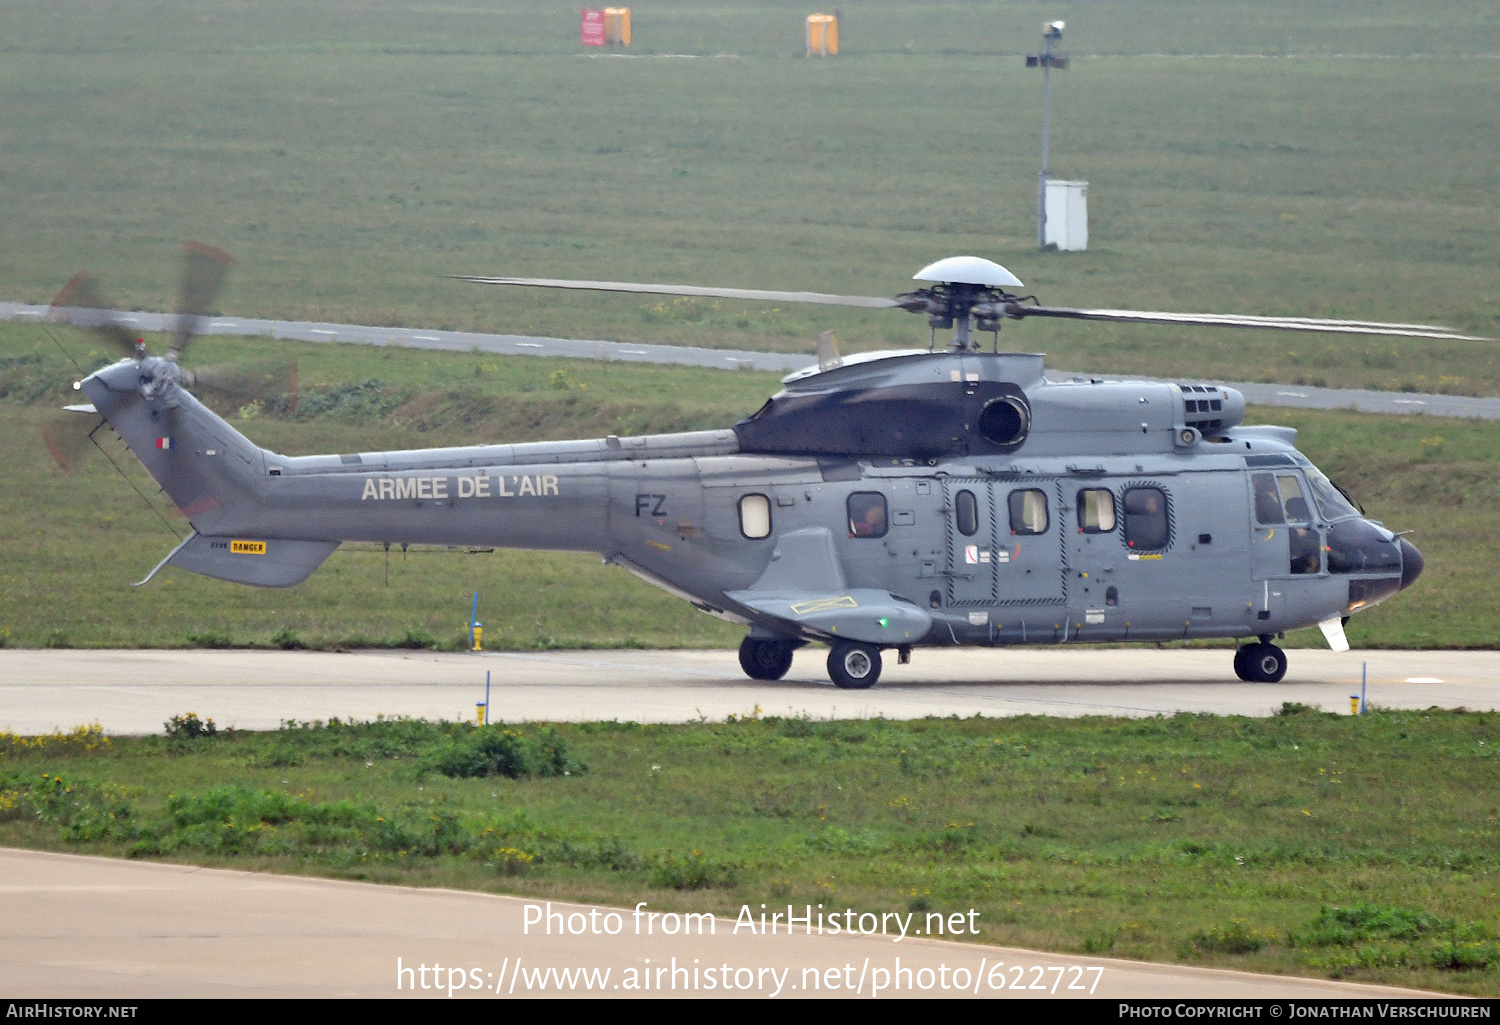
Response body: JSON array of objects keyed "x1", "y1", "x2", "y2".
[{"x1": 54, "y1": 247, "x2": 1473, "y2": 689}]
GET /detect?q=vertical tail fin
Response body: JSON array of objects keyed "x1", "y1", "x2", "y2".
[{"x1": 81, "y1": 358, "x2": 267, "y2": 535}]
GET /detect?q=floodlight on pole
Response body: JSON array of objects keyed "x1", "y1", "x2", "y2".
[{"x1": 1026, "y1": 21, "x2": 1068, "y2": 250}]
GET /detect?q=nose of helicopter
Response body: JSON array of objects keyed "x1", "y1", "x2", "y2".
[{"x1": 1398, "y1": 536, "x2": 1424, "y2": 591}]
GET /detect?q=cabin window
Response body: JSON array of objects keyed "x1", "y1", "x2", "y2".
[
  {"x1": 955, "y1": 489, "x2": 979, "y2": 537},
  {"x1": 847, "y1": 492, "x2": 888, "y2": 538},
  {"x1": 1123, "y1": 487, "x2": 1169, "y2": 550},
  {"x1": 738, "y1": 494, "x2": 771, "y2": 539},
  {"x1": 1077, "y1": 489, "x2": 1116, "y2": 533},
  {"x1": 1008, "y1": 489, "x2": 1048, "y2": 535}
]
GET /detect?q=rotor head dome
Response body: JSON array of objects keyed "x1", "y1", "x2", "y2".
[{"x1": 913, "y1": 256, "x2": 1024, "y2": 288}]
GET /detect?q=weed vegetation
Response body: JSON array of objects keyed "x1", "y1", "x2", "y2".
[
  {"x1": 2, "y1": 708, "x2": 1498, "y2": 994},
  {"x1": 2, "y1": 322, "x2": 1496, "y2": 650}
]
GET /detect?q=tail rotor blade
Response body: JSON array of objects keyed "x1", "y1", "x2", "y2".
[
  {"x1": 49, "y1": 272, "x2": 139, "y2": 357},
  {"x1": 185, "y1": 357, "x2": 299, "y2": 415},
  {"x1": 169, "y1": 241, "x2": 234, "y2": 360},
  {"x1": 41, "y1": 407, "x2": 103, "y2": 473}
]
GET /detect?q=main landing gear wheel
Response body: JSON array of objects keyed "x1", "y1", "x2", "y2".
[
  {"x1": 738, "y1": 637, "x2": 796, "y2": 681},
  {"x1": 828, "y1": 641, "x2": 882, "y2": 690},
  {"x1": 1234, "y1": 642, "x2": 1287, "y2": 683}
]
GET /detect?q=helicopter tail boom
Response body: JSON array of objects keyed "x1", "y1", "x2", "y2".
[
  {"x1": 78, "y1": 358, "x2": 343, "y2": 587},
  {"x1": 77, "y1": 355, "x2": 735, "y2": 588}
]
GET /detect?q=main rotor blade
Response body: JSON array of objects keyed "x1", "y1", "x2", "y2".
[
  {"x1": 169, "y1": 241, "x2": 235, "y2": 360},
  {"x1": 1013, "y1": 305, "x2": 1490, "y2": 342},
  {"x1": 49, "y1": 272, "x2": 139, "y2": 357},
  {"x1": 455, "y1": 275, "x2": 900, "y2": 310},
  {"x1": 461, "y1": 274, "x2": 1487, "y2": 340}
]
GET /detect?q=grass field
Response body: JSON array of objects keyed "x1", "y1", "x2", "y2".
[
  {"x1": 3, "y1": 708, "x2": 1498, "y2": 994},
  {"x1": 1, "y1": 2, "x2": 1497, "y2": 394},
  {"x1": 2, "y1": 320, "x2": 1496, "y2": 651}
]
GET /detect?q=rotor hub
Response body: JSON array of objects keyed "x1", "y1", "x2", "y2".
[
  {"x1": 894, "y1": 281, "x2": 1034, "y2": 350},
  {"x1": 136, "y1": 355, "x2": 183, "y2": 405}
]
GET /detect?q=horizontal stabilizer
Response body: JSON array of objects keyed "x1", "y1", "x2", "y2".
[
  {"x1": 727, "y1": 588, "x2": 932, "y2": 645},
  {"x1": 135, "y1": 531, "x2": 339, "y2": 588}
]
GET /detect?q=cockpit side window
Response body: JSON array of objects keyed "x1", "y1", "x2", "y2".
[
  {"x1": 1252, "y1": 473, "x2": 1285, "y2": 525},
  {"x1": 1289, "y1": 525, "x2": 1321, "y2": 575},
  {"x1": 847, "y1": 492, "x2": 888, "y2": 538},
  {"x1": 1277, "y1": 476, "x2": 1311, "y2": 523}
]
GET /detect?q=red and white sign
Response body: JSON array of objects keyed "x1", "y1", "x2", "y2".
[{"x1": 581, "y1": 9, "x2": 605, "y2": 46}]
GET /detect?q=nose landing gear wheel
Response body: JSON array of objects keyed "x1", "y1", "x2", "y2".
[
  {"x1": 1234, "y1": 642, "x2": 1287, "y2": 683},
  {"x1": 738, "y1": 637, "x2": 796, "y2": 681},
  {"x1": 828, "y1": 641, "x2": 882, "y2": 689}
]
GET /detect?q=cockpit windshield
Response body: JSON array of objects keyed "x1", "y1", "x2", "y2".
[{"x1": 1305, "y1": 467, "x2": 1360, "y2": 521}]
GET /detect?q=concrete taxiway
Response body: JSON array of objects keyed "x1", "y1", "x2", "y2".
[
  {"x1": 0, "y1": 848, "x2": 1445, "y2": 999},
  {"x1": 1, "y1": 647, "x2": 1494, "y2": 735}
]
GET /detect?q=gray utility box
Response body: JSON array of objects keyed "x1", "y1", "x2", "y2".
[{"x1": 1044, "y1": 179, "x2": 1088, "y2": 251}]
